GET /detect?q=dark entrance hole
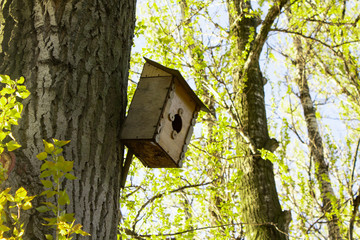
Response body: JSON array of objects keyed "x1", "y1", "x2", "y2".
[{"x1": 172, "y1": 114, "x2": 182, "y2": 133}]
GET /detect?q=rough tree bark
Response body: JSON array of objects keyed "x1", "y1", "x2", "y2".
[
  {"x1": 0, "y1": 0, "x2": 136, "y2": 239},
  {"x1": 293, "y1": 36, "x2": 342, "y2": 240},
  {"x1": 227, "y1": 0, "x2": 291, "y2": 239}
]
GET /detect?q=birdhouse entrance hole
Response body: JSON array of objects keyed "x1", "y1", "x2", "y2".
[{"x1": 172, "y1": 114, "x2": 182, "y2": 133}]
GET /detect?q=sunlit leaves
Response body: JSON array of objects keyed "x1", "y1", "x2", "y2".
[
  {"x1": 0, "y1": 76, "x2": 32, "y2": 238},
  {"x1": 125, "y1": 0, "x2": 360, "y2": 239},
  {"x1": 124, "y1": 0, "x2": 247, "y2": 238},
  {"x1": 0, "y1": 75, "x2": 29, "y2": 154},
  {"x1": 37, "y1": 139, "x2": 90, "y2": 239},
  {"x1": 0, "y1": 186, "x2": 35, "y2": 238},
  {"x1": 6, "y1": 140, "x2": 21, "y2": 151}
]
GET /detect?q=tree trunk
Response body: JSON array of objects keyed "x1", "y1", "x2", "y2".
[
  {"x1": 0, "y1": 0, "x2": 136, "y2": 239},
  {"x1": 227, "y1": 0, "x2": 291, "y2": 238},
  {"x1": 293, "y1": 36, "x2": 342, "y2": 240}
]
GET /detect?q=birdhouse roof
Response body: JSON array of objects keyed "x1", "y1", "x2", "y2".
[{"x1": 143, "y1": 58, "x2": 211, "y2": 113}]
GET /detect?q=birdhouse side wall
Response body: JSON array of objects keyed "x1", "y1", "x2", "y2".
[{"x1": 120, "y1": 76, "x2": 172, "y2": 140}]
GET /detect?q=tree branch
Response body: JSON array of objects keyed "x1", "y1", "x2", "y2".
[
  {"x1": 243, "y1": 0, "x2": 288, "y2": 70},
  {"x1": 272, "y1": 28, "x2": 360, "y2": 49},
  {"x1": 131, "y1": 179, "x2": 217, "y2": 232},
  {"x1": 350, "y1": 137, "x2": 360, "y2": 190},
  {"x1": 349, "y1": 187, "x2": 360, "y2": 240},
  {"x1": 123, "y1": 220, "x2": 293, "y2": 239}
]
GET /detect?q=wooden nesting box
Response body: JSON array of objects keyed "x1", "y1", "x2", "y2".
[{"x1": 121, "y1": 58, "x2": 210, "y2": 168}]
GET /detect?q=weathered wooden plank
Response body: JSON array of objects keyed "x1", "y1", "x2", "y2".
[
  {"x1": 123, "y1": 139, "x2": 177, "y2": 168},
  {"x1": 141, "y1": 62, "x2": 172, "y2": 78},
  {"x1": 121, "y1": 76, "x2": 171, "y2": 140},
  {"x1": 157, "y1": 80, "x2": 197, "y2": 164}
]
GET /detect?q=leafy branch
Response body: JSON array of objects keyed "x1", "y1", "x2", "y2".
[{"x1": 36, "y1": 139, "x2": 90, "y2": 240}]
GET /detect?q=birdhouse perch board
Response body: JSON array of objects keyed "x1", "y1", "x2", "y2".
[{"x1": 120, "y1": 58, "x2": 210, "y2": 168}]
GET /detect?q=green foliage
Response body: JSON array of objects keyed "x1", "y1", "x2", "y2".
[
  {"x1": 123, "y1": 0, "x2": 360, "y2": 239},
  {"x1": 0, "y1": 187, "x2": 35, "y2": 239},
  {"x1": 0, "y1": 75, "x2": 89, "y2": 239},
  {"x1": 37, "y1": 139, "x2": 90, "y2": 240},
  {"x1": 0, "y1": 75, "x2": 32, "y2": 239},
  {"x1": 0, "y1": 75, "x2": 29, "y2": 154}
]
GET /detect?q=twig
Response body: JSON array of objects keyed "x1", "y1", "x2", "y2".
[
  {"x1": 350, "y1": 137, "x2": 360, "y2": 190},
  {"x1": 131, "y1": 179, "x2": 217, "y2": 232}
]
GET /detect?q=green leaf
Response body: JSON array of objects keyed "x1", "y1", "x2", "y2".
[
  {"x1": 53, "y1": 147, "x2": 63, "y2": 155},
  {"x1": 53, "y1": 139, "x2": 71, "y2": 147},
  {"x1": 0, "y1": 224, "x2": 10, "y2": 232},
  {"x1": 41, "y1": 161, "x2": 55, "y2": 171},
  {"x1": 58, "y1": 190, "x2": 70, "y2": 206},
  {"x1": 11, "y1": 213, "x2": 18, "y2": 221},
  {"x1": 22, "y1": 201, "x2": 32, "y2": 210},
  {"x1": 16, "y1": 77, "x2": 25, "y2": 84},
  {"x1": 41, "y1": 180, "x2": 53, "y2": 188},
  {"x1": 61, "y1": 161, "x2": 74, "y2": 173},
  {"x1": 0, "y1": 75, "x2": 13, "y2": 85},
  {"x1": 45, "y1": 234, "x2": 54, "y2": 240},
  {"x1": 45, "y1": 190, "x2": 56, "y2": 199},
  {"x1": 0, "y1": 188, "x2": 11, "y2": 196},
  {"x1": 36, "y1": 205, "x2": 50, "y2": 213},
  {"x1": 17, "y1": 89, "x2": 30, "y2": 99},
  {"x1": 6, "y1": 140, "x2": 21, "y2": 151},
  {"x1": 65, "y1": 173, "x2": 77, "y2": 180},
  {"x1": 0, "y1": 87, "x2": 15, "y2": 95},
  {"x1": 15, "y1": 187, "x2": 27, "y2": 199},
  {"x1": 43, "y1": 217, "x2": 57, "y2": 225},
  {"x1": 41, "y1": 201, "x2": 56, "y2": 209},
  {"x1": 73, "y1": 224, "x2": 90, "y2": 236},
  {"x1": 6, "y1": 193, "x2": 14, "y2": 202},
  {"x1": 40, "y1": 170, "x2": 52, "y2": 178},
  {"x1": 43, "y1": 140, "x2": 55, "y2": 154},
  {"x1": 37, "y1": 152, "x2": 48, "y2": 161},
  {"x1": 0, "y1": 97, "x2": 7, "y2": 107},
  {"x1": 0, "y1": 131, "x2": 8, "y2": 141},
  {"x1": 61, "y1": 213, "x2": 75, "y2": 222}
]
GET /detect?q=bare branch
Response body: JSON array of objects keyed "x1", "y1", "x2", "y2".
[
  {"x1": 123, "y1": 220, "x2": 293, "y2": 239},
  {"x1": 131, "y1": 180, "x2": 218, "y2": 231}
]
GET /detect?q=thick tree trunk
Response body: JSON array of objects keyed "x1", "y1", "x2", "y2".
[
  {"x1": 227, "y1": 0, "x2": 291, "y2": 239},
  {"x1": 0, "y1": 0, "x2": 136, "y2": 239},
  {"x1": 293, "y1": 36, "x2": 342, "y2": 240}
]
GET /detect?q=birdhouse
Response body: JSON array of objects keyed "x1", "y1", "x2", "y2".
[{"x1": 120, "y1": 58, "x2": 210, "y2": 168}]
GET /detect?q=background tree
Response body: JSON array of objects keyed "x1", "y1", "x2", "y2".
[
  {"x1": 272, "y1": 0, "x2": 360, "y2": 238},
  {"x1": 0, "y1": 0, "x2": 136, "y2": 239},
  {"x1": 121, "y1": 0, "x2": 360, "y2": 239}
]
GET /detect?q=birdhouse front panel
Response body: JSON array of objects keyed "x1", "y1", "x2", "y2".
[{"x1": 155, "y1": 80, "x2": 198, "y2": 166}]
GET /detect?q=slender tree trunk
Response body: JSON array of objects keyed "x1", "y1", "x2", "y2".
[
  {"x1": 293, "y1": 36, "x2": 342, "y2": 240},
  {"x1": 227, "y1": 0, "x2": 291, "y2": 238},
  {"x1": 0, "y1": 0, "x2": 136, "y2": 239}
]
